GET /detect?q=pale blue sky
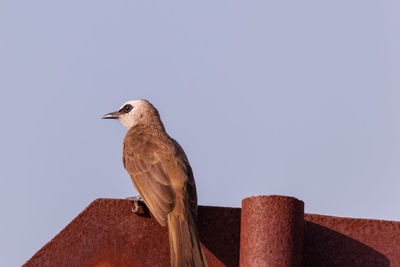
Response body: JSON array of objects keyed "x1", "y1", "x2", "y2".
[{"x1": 1, "y1": 1, "x2": 400, "y2": 266}]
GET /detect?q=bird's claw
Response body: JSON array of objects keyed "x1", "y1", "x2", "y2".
[{"x1": 126, "y1": 196, "x2": 144, "y2": 214}]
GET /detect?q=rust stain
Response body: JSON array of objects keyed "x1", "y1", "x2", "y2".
[
  {"x1": 304, "y1": 214, "x2": 397, "y2": 267},
  {"x1": 23, "y1": 197, "x2": 400, "y2": 267},
  {"x1": 23, "y1": 199, "x2": 240, "y2": 267},
  {"x1": 240, "y1": 195, "x2": 304, "y2": 267},
  {"x1": 92, "y1": 260, "x2": 114, "y2": 267}
]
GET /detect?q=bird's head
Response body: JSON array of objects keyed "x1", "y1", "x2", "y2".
[{"x1": 102, "y1": 99, "x2": 161, "y2": 129}]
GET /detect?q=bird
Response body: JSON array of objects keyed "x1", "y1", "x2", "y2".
[{"x1": 103, "y1": 99, "x2": 208, "y2": 267}]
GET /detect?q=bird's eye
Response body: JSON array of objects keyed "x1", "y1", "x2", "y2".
[{"x1": 123, "y1": 104, "x2": 133, "y2": 113}]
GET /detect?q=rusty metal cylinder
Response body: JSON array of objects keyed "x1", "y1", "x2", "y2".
[{"x1": 240, "y1": 195, "x2": 304, "y2": 267}]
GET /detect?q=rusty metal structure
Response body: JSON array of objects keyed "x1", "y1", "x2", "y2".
[
  {"x1": 24, "y1": 196, "x2": 400, "y2": 266},
  {"x1": 240, "y1": 196, "x2": 304, "y2": 266}
]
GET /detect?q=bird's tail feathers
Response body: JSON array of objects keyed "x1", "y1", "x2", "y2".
[{"x1": 167, "y1": 212, "x2": 208, "y2": 267}]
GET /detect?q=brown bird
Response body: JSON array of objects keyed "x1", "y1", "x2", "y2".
[{"x1": 103, "y1": 99, "x2": 208, "y2": 267}]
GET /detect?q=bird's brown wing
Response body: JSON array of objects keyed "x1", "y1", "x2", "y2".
[
  {"x1": 168, "y1": 140, "x2": 206, "y2": 266},
  {"x1": 123, "y1": 133, "x2": 176, "y2": 226},
  {"x1": 171, "y1": 139, "x2": 198, "y2": 219}
]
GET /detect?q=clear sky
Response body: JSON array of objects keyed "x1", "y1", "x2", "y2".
[{"x1": 1, "y1": 1, "x2": 400, "y2": 266}]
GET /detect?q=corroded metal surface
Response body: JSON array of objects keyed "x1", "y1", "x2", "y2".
[
  {"x1": 23, "y1": 196, "x2": 400, "y2": 267},
  {"x1": 240, "y1": 195, "x2": 304, "y2": 267},
  {"x1": 304, "y1": 214, "x2": 400, "y2": 267},
  {"x1": 23, "y1": 199, "x2": 240, "y2": 267}
]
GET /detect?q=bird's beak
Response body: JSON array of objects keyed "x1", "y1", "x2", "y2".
[{"x1": 102, "y1": 111, "x2": 120, "y2": 119}]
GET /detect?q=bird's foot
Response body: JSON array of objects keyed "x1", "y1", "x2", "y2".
[{"x1": 125, "y1": 196, "x2": 144, "y2": 214}]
